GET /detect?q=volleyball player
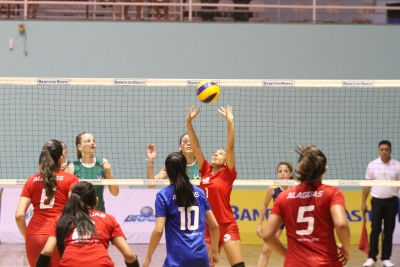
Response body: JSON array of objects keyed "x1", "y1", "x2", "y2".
[
  {"x1": 255, "y1": 161, "x2": 293, "y2": 267},
  {"x1": 146, "y1": 133, "x2": 201, "y2": 188},
  {"x1": 186, "y1": 105, "x2": 246, "y2": 267},
  {"x1": 263, "y1": 145, "x2": 350, "y2": 267},
  {"x1": 35, "y1": 181, "x2": 139, "y2": 267},
  {"x1": 59, "y1": 141, "x2": 71, "y2": 172},
  {"x1": 67, "y1": 132, "x2": 119, "y2": 212},
  {"x1": 142, "y1": 152, "x2": 219, "y2": 267},
  {"x1": 15, "y1": 139, "x2": 79, "y2": 267}
]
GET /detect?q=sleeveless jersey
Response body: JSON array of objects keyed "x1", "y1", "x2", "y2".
[
  {"x1": 187, "y1": 160, "x2": 202, "y2": 180},
  {"x1": 73, "y1": 158, "x2": 106, "y2": 212},
  {"x1": 155, "y1": 185, "x2": 211, "y2": 267},
  {"x1": 21, "y1": 170, "x2": 79, "y2": 236}
]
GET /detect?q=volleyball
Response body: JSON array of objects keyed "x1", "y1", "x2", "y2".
[{"x1": 196, "y1": 80, "x2": 220, "y2": 104}]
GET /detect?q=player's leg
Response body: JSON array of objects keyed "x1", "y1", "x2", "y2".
[
  {"x1": 257, "y1": 229, "x2": 282, "y2": 267},
  {"x1": 135, "y1": 0, "x2": 142, "y2": 20},
  {"x1": 381, "y1": 197, "x2": 398, "y2": 263},
  {"x1": 162, "y1": 0, "x2": 169, "y2": 20},
  {"x1": 221, "y1": 222, "x2": 245, "y2": 267},
  {"x1": 26, "y1": 235, "x2": 49, "y2": 267},
  {"x1": 152, "y1": 0, "x2": 161, "y2": 20}
]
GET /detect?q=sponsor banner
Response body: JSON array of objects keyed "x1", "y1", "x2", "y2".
[
  {"x1": 37, "y1": 78, "x2": 71, "y2": 85},
  {"x1": 230, "y1": 189, "x2": 400, "y2": 245},
  {"x1": 0, "y1": 188, "x2": 165, "y2": 244}
]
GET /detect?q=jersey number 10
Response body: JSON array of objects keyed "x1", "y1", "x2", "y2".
[{"x1": 178, "y1": 206, "x2": 200, "y2": 231}]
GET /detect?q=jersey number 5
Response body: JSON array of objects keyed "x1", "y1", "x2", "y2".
[
  {"x1": 178, "y1": 206, "x2": 199, "y2": 231},
  {"x1": 39, "y1": 188, "x2": 55, "y2": 209},
  {"x1": 296, "y1": 205, "x2": 315, "y2": 235}
]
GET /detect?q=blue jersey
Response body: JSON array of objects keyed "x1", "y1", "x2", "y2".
[
  {"x1": 155, "y1": 185, "x2": 211, "y2": 267},
  {"x1": 273, "y1": 186, "x2": 286, "y2": 230}
]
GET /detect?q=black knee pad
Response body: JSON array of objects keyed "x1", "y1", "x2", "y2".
[{"x1": 232, "y1": 262, "x2": 245, "y2": 267}]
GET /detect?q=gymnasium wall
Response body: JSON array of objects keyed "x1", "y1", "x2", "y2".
[{"x1": 0, "y1": 21, "x2": 400, "y2": 79}]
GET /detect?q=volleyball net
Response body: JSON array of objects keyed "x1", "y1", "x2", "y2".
[{"x1": 0, "y1": 78, "x2": 400, "y2": 187}]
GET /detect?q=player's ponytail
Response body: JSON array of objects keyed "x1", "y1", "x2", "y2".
[
  {"x1": 56, "y1": 181, "x2": 97, "y2": 257},
  {"x1": 165, "y1": 152, "x2": 195, "y2": 208},
  {"x1": 39, "y1": 140, "x2": 63, "y2": 201},
  {"x1": 294, "y1": 145, "x2": 327, "y2": 183}
]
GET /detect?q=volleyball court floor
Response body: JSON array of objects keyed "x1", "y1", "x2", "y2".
[{"x1": 1, "y1": 243, "x2": 399, "y2": 266}]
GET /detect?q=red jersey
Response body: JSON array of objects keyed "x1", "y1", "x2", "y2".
[
  {"x1": 49, "y1": 209, "x2": 125, "y2": 267},
  {"x1": 21, "y1": 170, "x2": 79, "y2": 236},
  {"x1": 271, "y1": 182, "x2": 345, "y2": 267},
  {"x1": 199, "y1": 160, "x2": 237, "y2": 223}
]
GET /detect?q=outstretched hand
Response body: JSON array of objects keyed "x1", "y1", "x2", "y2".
[
  {"x1": 187, "y1": 106, "x2": 201, "y2": 123},
  {"x1": 217, "y1": 105, "x2": 234, "y2": 122},
  {"x1": 147, "y1": 143, "x2": 158, "y2": 162}
]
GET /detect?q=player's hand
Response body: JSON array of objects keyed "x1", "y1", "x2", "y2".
[
  {"x1": 256, "y1": 225, "x2": 263, "y2": 238},
  {"x1": 100, "y1": 161, "x2": 113, "y2": 178},
  {"x1": 141, "y1": 257, "x2": 151, "y2": 267},
  {"x1": 361, "y1": 203, "x2": 368, "y2": 214},
  {"x1": 209, "y1": 251, "x2": 219, "y2": 265},
  {"x1": 217, "y1": 105, "x2": 233, "y2": 122},
  {"x1": 187, "y1": 106, "x2": 200, "y2": 123},
  {"x1": 146, "y1": 143, "x2": 158, "y2": 162},
  {"x1": 337, "y1": 244, "x2": 349, "y2": 266}
]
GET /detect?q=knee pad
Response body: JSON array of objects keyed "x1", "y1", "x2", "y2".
[{"x1": 232, "y1": 262, "x2": 245, "y2": 267}]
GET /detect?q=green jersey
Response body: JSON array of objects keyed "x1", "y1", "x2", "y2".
[
  {"x1": 73, "y1": 158, "x2": 106, "y2": 212},
  {"x1": 187, "y1": 160, "x2": 201, "y2": 180}
]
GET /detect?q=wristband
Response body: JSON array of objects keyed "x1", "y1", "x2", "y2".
[
  {"x1": 125, "y1": 256, "x2": 139, "y2": 267},
  {"x1": 36, "y1": 254, "x2": 51, "y2": 267},
  {"x1": 146, "y1": 158, "x2": 154, "y2": 162}
]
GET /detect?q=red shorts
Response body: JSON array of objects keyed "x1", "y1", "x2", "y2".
[
  {"x1": 205, "y1": 221, "x2": 241, "y2": 248},
  {"x1": 26, "y1": 234, "x2": 60, "y2": 267}
]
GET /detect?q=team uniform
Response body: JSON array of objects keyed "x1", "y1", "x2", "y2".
[
  {"x1": 271, "y1": 182, "x2": 345, "y2": 267},
  {"x1": 187, "y1": 160, "x2": 202, "y2": 180},
  {"x1": 73, "y1": 158, "x2": 107, "y2": 211},
  {"x1": 199, "y1": 160, "x2": 240, "y2": 248},
  {"x1": 155, "y1": 185, "x2": 211, "y2": 267},
  {"x1": 49, "y1": 209, "x2": 125, "y2": 267},
  {"x1": 272, "y1": 187, "x2": 286, "y2": 230},
  {"x1": 21, "y1": 170, "x2": 79, "y2": 267}
]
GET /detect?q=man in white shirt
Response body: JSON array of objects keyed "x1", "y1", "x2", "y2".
[{"x1": 362, "y1": 140, "x2": 400, "y2": 267}]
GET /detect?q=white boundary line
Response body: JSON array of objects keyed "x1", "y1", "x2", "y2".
[
  {"x1": 1, "y1": 78, "x2": 400, "y2": 88},
  {"x1": 1, "y1": 179, "x2": 398, "y2": 187}
]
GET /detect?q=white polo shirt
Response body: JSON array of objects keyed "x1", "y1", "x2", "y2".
[{"x1": 366, "y1": 157, "x2": 400, "y2": 199}]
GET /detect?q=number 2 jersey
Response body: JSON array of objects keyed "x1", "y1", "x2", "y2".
[
  {"x1": 49, "y1": 209, "x2": 125, "y2": 267},
  {"x1": 271, "y1": 182, "x2": 346, "y2": 267},
  {"x1": 155, "y1": 185, "x2": 211, "y2": 267},
  {"x1": 20, "y1": 170, "x2": 79, "y2": 236}
]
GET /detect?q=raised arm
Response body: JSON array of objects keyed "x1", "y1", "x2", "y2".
[
  {"x1": 186, "y1": 106, "x2": 205, "y2": 169},
  {"x1": 101, "y1": 159, "x2": 119, "y2": 196},
  {"x1": 256, "y1": 186, "x2": 274, "y2": 238},
  {"x1": 217, "y1": 105, "x2": 235, "y2": 170},
  {"x1": 146, "y1": 143, "x2": 167, "y2": 188}
]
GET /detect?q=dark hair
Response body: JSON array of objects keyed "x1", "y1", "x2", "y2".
[
  {"x1": 277, "y1": 161, "x2": 294, "y2": 179},
  {"x1": 379, "y1": 140, "x2": 392, "y2": 149},
  {"x1": 75, "y1": 132, "x2": 90, "y2": 159},
  {"x1": 179, "y1": 133, "x2": 188, "y2": 145},
  {"x1": 39, "y1": 140, "x2": 63, "y2": 201},
  {"x1": 56, "y1": 181, "x2": 97, "y2": 257},
  {"x1": 294, "y1": 145, "x2": 327, "y2": 183},
  {"x1": 165, "y1": 152, "x2": 195, "y2": 208}
]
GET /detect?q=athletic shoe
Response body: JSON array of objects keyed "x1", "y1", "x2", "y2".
[
  {"x1": 363, "y1": 258, "x2": 375, "y2": 267},
  {"x1": 381, "y1": 260, "x2": 394, "y2": 267}
]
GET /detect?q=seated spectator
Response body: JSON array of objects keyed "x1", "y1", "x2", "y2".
[
  {"x1": 152, "y1": 0, "x2": 169, "y2": 21},
  {"x1": 123, "y1": 0, "x2": 143, "y2": 20}
]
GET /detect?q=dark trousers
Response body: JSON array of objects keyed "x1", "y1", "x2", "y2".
[{"x1": 369, "y1": 196, "x2": 398, "y2": 261}]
